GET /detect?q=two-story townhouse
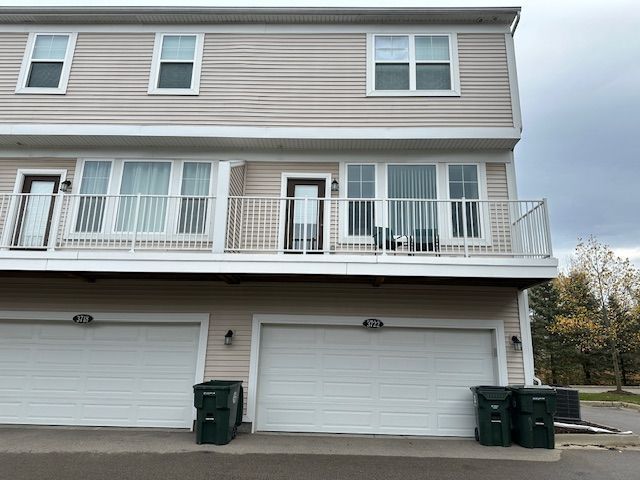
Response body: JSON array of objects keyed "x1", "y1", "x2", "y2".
[{"x1": 0, "y1": 6, "x2": 557, "y2": 437}]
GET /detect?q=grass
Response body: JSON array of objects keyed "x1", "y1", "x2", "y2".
[{"x1": 580, "y1": 391, "x2": 640, "y2": 405}]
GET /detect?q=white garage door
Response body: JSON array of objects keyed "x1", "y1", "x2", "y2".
[
  {"x1": 256, "y1": 325, "x2": 498, "y2": 436},
  {"x1": 0, "y1": 320, "x2": 201, "y2": 428}
]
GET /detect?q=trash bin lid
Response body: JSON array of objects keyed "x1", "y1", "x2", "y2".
[{"x1": 194, "y1": 380, "x2": 243, "y2": 390}]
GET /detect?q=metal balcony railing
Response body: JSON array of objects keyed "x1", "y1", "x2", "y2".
[{"x1": 0, "y1": 193, "x2": 552, "y2": 259}]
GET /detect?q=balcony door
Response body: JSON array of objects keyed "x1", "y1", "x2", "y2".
[
  {"x1": 13, "y1": 175, "x2": 60, "y2": 248},
  {"x1": 284, "y1": 178, "x2": 326, "y2": 252}
]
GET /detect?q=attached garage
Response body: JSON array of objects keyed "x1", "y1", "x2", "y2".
[
  {"x1": 0, "y1": 312, "x2": 208, "y2": 428},
  {"x1": 250, "y1": 316, "x2": 507, "y2": 437}
]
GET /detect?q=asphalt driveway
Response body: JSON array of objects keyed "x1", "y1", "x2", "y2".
[
  {"x1": 581, "y1": 404, "x2": 640, "y2": 433},
  {"x1": 1, "y1": 450, "x2": 639, "y2": 480}
]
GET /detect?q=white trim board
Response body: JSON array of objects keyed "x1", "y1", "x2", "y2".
[
  {"x1": 0, "y1": 24, "x2": 513, "y2": 35},
  {"x1": 0, "y1": 251, "x2": 559, "y2": 279},
  {"x1": 246, "y1": 313, "x2": 509, "y2": 427},
  {"x1": 0, "y1": 124, "x2": 522, "y2": 141}
]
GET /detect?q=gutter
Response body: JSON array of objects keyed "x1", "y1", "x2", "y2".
[{"x1": 510, "y1": 10, "x2": 521, "y2": 36}]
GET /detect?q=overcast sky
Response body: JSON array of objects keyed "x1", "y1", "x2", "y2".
[{"x1": 2, "y1": 0, "x2": 639, "y2": 267}]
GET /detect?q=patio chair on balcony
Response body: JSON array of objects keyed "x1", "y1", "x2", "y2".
[
  {"x1": 373, "y1": 226, "x2": 397, "y2": 252},
  {"x1": 411, "y1": 228, "x2": 440, "y2": 254}
]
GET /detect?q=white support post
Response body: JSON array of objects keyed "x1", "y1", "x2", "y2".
[
  {"x1": 212, "y1": 161, "x2": 231, "y2": 253},
  {"x1": 47, "y1": 192, "x2": 63, "y2": 251},
  {"x1": 518, "y1": 289, "x2": 535, "y2": 385},
  {"x1": 541, "y1": 197, "x2": 553, "y2": 257}
]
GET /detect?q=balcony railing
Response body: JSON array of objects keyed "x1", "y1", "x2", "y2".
[
  {"x1": 0, "y1": 193, "x2": 552, "y2": 259},
  {"x1": 0, "y1": 194, "x2": 216, "y2": 251},
  {"x1": 225, "y1": 197, "x2": 552, "y2": 258}
]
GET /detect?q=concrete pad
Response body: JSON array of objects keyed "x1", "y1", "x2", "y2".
[{"x1": 0, "y1": 426, "x2": 561, "y2": 462}]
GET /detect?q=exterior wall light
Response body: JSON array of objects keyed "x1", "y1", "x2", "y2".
[
  {"x1": 59, "y1": 180, "x2": 72, "y2": 193},
  {"x1": 511, "y1": 335, "x2": 522, "y2": 351},
  {"x1": 331, "y1": 178, "x2": 339, "y2": 192},
  {"x1": 224, "y1": 330, "x2": 234, "y2": 346}
]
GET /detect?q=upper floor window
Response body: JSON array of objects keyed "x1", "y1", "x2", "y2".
[
  {"x1": 367, "y1": 34, "x2": 460, "y2": 97},
  {"x1": 16, "y1": 33, "x2": 77, "y2": 94},
  {"x1": 148, "y1": 33, "x2": 204, "y2": 95}
]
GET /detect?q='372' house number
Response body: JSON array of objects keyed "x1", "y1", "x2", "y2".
[{"x1": 362, "y1": 318, "x2": 384, "y2": 329}]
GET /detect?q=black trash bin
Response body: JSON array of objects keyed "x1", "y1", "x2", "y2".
[
  {"x1": 470, "y1": 386, "x2": 512, "y2": 447},
  {"x1": 508, "y1": 386, "x2": 556, "y2": 449},
  {"x1": 193, "y1": 380, "x2": 243, "y2": 445}
]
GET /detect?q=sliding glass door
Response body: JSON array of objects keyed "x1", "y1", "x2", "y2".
[
  {"x1": 387, "y1": 165, "x2": 437, "y2": 237},
  {"x1": 116, "y1": 162, "x2": 171, "y2": 233}
]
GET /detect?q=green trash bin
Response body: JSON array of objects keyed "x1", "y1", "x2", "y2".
[
  {"x1": 193, "y1": 380, "x2": 243, "y2": 445},
  {"x1": 470, "y1": 386, "x2": 512, "y2": 447},
  {"x1": 508, "y1": 386, "x2": 556, "y2": 449}
]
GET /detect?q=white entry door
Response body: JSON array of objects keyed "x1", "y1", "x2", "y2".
[
  {"x1": 256, "y1": 324, "x2": 497, "y2": 436},
  {"x1": 0, "y1": 320, "x2": 201, "y2": 428}
]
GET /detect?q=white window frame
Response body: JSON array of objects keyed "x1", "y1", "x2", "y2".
[
  {"x1": 148, "y1": 33, "x2": 204, "y2": 96},
  {"x1": 67, "y1": 159, "x2": 216, "y2": 240},
  {"x1": 340, "y1": 163, "x2": 378, "y2": 244},
  {"x1": 366, "y1": 33, "x2": 460, "y2": 97},
  {"x1": 15, "y1": 32, "x2": 77, "y2": 95},
  {"x1": 442, "y1": 163, "x2": 491, "y2": 246}
]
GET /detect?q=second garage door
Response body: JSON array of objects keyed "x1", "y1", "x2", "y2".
[
  {"x1": 256, "y1": 324, "x2": 498, "y2": 436},
  {"x1": 0, "y1": 319, "x2": 201, "y2": 428}
]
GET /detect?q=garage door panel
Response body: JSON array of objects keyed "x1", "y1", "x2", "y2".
[
  {"x1": 379, "y1": 354, "x2": 432, "y2": 374},
  {"x1": 257, "y1": 325, "x2": 497, "y2": 437},
  {"x1": 322, "y1": 353, "x2": 372, "y2": 372},
  {"x1": 0, "y1": 347, "x2": 31, "y2": 363},
  {"x1": 322, "y1": 381, "x2": 373, "y2": 400},
  {"x1": 37, "y1": 348, "x2": 86, "y2": 365},
  {"x1": 260, "y1": 379, "x2": 318, "y2": 398},
  {"x1": 85, "y1": 376, "x2": 137, "y2": 394},
  {"x1": 322, "y1": 409, "x2": 374, "y2": 429},
  {"x1": 379, "y1": 411, "x2": 431, "y2": 430},
  {"x1": 38, "y1": 325, "x2": 88, "y2": 340},
  {"x1": 262, "y1": 352, "x2": 317, "y2": 370},
  {"x1": 30, "y1": 375, "x2": 83, "y2": 392},
  {"x1": 88, "y1": 349, "x2": 139, "y2": 366},
  {"x1": 433, "y1": 330, "x2": 492, "y2": 350},
  {"x1": 263, "y1": 407, "x2": 317, "y2": 427},
  {"x1": 380, "y1": 382, "x2": 430, "y2": 401},
  {"x1": 323, "y1": 328, "x2": 374, "y2": 346},
  {"x1": 0, "y1": 320, "x2": 200, "y2": 428}
]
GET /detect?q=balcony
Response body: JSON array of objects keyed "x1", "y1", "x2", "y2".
[{"x1": 0, "y1": 193, "x2": 556, "y2": 284}]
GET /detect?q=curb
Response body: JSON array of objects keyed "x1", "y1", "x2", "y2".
[
  {"x1": 581, "y1": 401, "x2": 640, "y2": 412},
  {"x1": 556, "y1": 433, "x2": 640, "y2": 448}
]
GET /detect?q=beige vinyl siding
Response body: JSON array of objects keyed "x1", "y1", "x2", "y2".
[
  {"x1": 486, "y1": 163, "x2": 509, "y2": 200},
  {"x1": 485, "y1": 162, "x2": 511, "y2": 251},
  {"x1": 228, "y1": 162, "x2": 339, "y2": 252},
  {"x1": 0, "y1": 278, "x2": 526, "y2": 415},
  {"x1": 0, "y1": 157, "x2": 77, "y2": 193},
  {"x1": 0, "y1": 32, "x2": 513, "y2": 127}
]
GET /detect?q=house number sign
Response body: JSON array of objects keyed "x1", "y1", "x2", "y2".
[
  {"x1": 362, "y1": 318, "x2": 384, "y2": 329},
  {"x1": 73, "y1": 314, "x2": 94, "y2": 324}
]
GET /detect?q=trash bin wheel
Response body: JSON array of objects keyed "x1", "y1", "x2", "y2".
[
  {"x1": 232, "y1": 425, "x2": 238, "y2": 439},
  {"x1": 474, "y1": 427, "x2": 479, "y2": 442}
]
